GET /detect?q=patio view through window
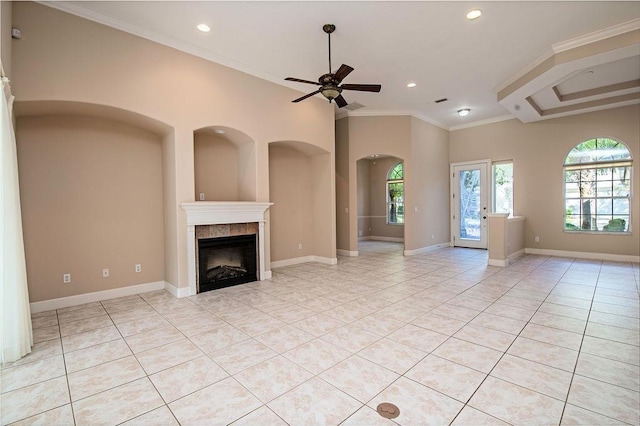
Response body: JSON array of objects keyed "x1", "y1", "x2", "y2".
[
  {"x1": 493, "y1": 161, "x2": 513, "y2": 215},
  {"x1": 564, "y1": 138, "x2": 632, "y2": 233},
  {"x1": 387, "y1": 162, "x2": 404, "y2": 224}
]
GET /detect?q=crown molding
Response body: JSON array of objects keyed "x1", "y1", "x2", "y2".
[
  {"x1": 335, "y1": 109, "x2": 448, "y2": 131},
  {"x1": 552, "y1": 18, "x2": 640, "y2": 53},
  {"x1": 449, "y1": 115, "x2": 516, "y2": 131}
]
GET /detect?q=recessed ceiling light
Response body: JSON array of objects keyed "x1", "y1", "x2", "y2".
[
  {"x1": 197, "y1": 24, "x2": 211, "y2": 33},
  {"x1": 214, "y1": 129, "x2": 225, "y2": 134},
  {"x1": 466, "y1": 9, "x2": 482, "y2": 20},
  {"x1": 407, "y1": 82, "x2": 417, "y2": 88},
  {"x1": 458, "y1": 108, "x2": 471, "y2": 117}
]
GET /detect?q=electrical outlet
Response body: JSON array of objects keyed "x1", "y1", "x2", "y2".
[
  {"x1": 135, "y1": 264, "x2": 142, "y2": 273},
  {"x1": 535, "y1": 236, "x2": 540, "y2": 243},
  {"x1": 199, "y1": 193, "x2": 205, "y2": 201},
  {"x1": 298, "y1": 243, "x2": 303, "y2": 250},
  {"x1": 102, "y1": 268, "x2": 110, "y2": 278},
  {"x1": 63, "y1": 273, "x2": 71, "y2": 284}
]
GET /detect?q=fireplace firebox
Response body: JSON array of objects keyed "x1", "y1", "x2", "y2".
[{"x1": 197, "y1": 234, "x2": 257, "y2": 293}]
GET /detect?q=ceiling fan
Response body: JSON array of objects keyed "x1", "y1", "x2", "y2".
[{"x1": 285, "y1": 24, "x2": 382, "y2": 108}]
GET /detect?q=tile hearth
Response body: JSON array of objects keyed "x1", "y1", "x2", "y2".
[{"x1": 2, "y1": 241, "x2": 639, "y2": 425}]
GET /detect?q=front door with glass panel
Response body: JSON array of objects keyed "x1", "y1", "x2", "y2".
[{"x1": 451, "y1": 161, "x2": 489, "y2": 249}]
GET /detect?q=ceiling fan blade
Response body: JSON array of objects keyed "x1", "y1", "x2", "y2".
[
  {"x1": 285, "y1": 77, "x2": 320, "y2": 85},
  {"x1": 334, "y1": 94, "x2": 348, "y2": 108},
  {"x1": 341, "y1": 83, "x2": 381, "y2": 92},
  {"x1": 333, "y1": 64, "x2": 354, "y2": 83},
  {"x1": 292, "y1": 89, "x2": 321, "y2": 103}
]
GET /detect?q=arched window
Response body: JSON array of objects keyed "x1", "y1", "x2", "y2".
[
  {"x1": 564, "y1": 138, "x2": 632, "y2": 233},
  {"x1": 387, "y1": 162, "x2": 404, "y2": 224}
]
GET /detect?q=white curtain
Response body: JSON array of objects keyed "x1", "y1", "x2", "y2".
[{"x1": 1, "y1": 76, "x2": 33, "y2": 364}]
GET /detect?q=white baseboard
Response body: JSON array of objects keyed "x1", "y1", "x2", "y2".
[
  {"x1": 488, "y1": 258, "x2": 508, "y2": 267},
  {"x1": 359, "y1": 236, "x2": 404, "y2": 243},
  {"x1": 163, "y1": 281, "x2": 193, "y2": 299},
  {"x1": 271, "y1": 255, "x2": 338, "y2": 269},
  {"x1": 404, "y1": 242, "x2": 451, "y2": 256},
  {"x1": 263, "y1": 270, "x2": 272, "y2": 279},
  {"x1": 337, "y1": 249, "x2": 359, "y2": 257},
  {"x1": 525, "y1": 248, "x2": 640, "y2": 263},
  {"x1": 30, "y1": 281, "x2": 166, "y2": 313},
  {"x1": 508, "y1": 248, "x2": 526, "y2": 264}
]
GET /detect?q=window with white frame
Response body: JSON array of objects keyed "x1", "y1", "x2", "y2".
[
  {"x1": 387, "y1": 162, "x2": 404, "y2": 224},
  {"x1": 493, "y1": 161, "x2": 513, "y2": 215},
  {"x1": 564, "y1": 138, "x2": 632, "y2": 233}
]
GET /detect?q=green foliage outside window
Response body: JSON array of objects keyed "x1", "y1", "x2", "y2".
[
  {"x1": 387, "y1": 163, "x2": 404, "y2": 224},
  {"x1": 564, "y1": 138, "x2": 632, "y2": 233}
]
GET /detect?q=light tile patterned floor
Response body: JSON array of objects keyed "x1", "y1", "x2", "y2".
[{"x1": 2, "y1": 242, "x2": 639, "y2": 425}]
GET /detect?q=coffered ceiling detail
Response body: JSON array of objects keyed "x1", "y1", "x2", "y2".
[{"x1": 497, "y1": 20, "x2": 640, "y2": 123}]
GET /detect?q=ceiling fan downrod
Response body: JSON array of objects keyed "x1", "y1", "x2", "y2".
[{"x1": 323, "y1": 24, "x2": 336, "y2": 74}]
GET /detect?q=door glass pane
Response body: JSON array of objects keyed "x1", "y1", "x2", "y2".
[{"x1": 459, "y1": 169, "x2": 481, "y2": 240}]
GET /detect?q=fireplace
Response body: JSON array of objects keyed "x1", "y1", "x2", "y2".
[
  {"x1": 198, "y1": 234, "x2": 257, "y2": 292},
  {"x1": 181, "y1": 202, "x2": 272, "y2": 297}
]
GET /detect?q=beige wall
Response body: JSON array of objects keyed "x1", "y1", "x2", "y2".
[
  {"x1": 268, "y1": 144, "x2": 313, "y2": 261},
  {"x1": 335, "y1": 118, "x2": 351, "y2": 251},
  {"x1": 11, "y1": 2, "x2": 336, "y2": 299},
  {"x1": 356, "y1": 159, "x2": 371, "y2": 238},
  {"x1": 450, "y1": 105, "x2": 640, "y2": 256},
  {"x1": 409, "y1": 117, "x2": 451, "y2": 250},
  {"x1": 194, "y1": 133, "x2": 239, "y2": 201},
  {"x1": 336, "y1": 115, "x2": 450, "y2": 253},
  {"x1": 16, "y1": 115, "x2": 165, "y2": 302},
  {"x1": 367, "y1": 157, "x2": 404, "y2": 239},
  {"x1": 1, "y1": 1, "x2": 11, "y2": 77}
]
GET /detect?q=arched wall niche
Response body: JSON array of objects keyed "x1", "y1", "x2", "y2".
[
  {"x1": 267, "y1": 140, "x2": 336, "y2": 264},
  {"x1": 14, "y1": 100, "x2": 173, "y2": 135},
  {"x1": 193, "y1": 126, "x2": 257, "y2": 202},
  {"x1": 356, "y1": 154, "x2": 405, "y2": 245},
  {"x1": 14, "y1": 100, "x2": 172, "y2": 302}
]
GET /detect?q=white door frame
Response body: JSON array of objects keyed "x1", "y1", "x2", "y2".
[{"x1": 450, "y1": 160, "x2": 491, "y2": 249}]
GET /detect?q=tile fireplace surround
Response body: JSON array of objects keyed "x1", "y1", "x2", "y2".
[{"x1": 181, "y1": 202, "x2": 273, "y2": 297}]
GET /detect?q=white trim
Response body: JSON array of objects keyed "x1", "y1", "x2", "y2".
[
  {"x1": 271, "y1": 255, "x2": 338, "y2": 269},
  {"x1": 552, "y1": 18, "x2": 640, "y2": 53},
  {"x1": 449, "y1": 115, "x2": 515, "y2": 131},
  {"x1": 488, "y1": 248, "x2": 526, "y2": 268},
  {"x1": 525, "y1": 248, "x2": 639, "y2": 263},
  {"x1": 404, "y1": 242, "x2": 451, "y2": 256},
  {"x1": 508, "y1": 248, "x2": 526, "y2": 264},
  {"x1": 337, "y1": 249, "x2": 359, "y2": 257},
  {"x1": 263, "y1": 270, "x2": 272, "y2": 279},
  {"x1": 343, "y1": 109, "x2": 447, "y2": 131},
  {"x1": 180, "y1": 202, "x2": 272, "y2": 296},
  {"x1": 30, "y1": 281, "x2": 166, "y2": 313},
  {"x1": 359, "y1": 236, "x2": 404, "y2": 243},
  {"x1": 164, "y1": 281, "x2": 193, "y2": 299}
]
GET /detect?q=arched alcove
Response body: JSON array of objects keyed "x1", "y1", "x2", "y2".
[
  {"x1": 268, "y1": 141, "x2": 334, "y2": 265},
  {"x1": 14, "y1": 100, "x2": 171, "y2": 302},
  {"x1": 193, "y1": 126, "x2": 257, "y2": 202},
  {"x1": 356, "y1": 155, "x2": 405, "y2": 249}
]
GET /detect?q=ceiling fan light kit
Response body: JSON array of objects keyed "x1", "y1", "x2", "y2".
[{"x1": 285, "y1": 24, "x2": 381, "y2": 108}]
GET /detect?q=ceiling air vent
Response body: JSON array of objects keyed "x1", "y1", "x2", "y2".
[{"x1": 344, "y1": 102, "x2": 365, "y2": 111}]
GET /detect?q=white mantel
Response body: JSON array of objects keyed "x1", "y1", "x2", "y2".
[{"x1": 181, "y1": 202, "x2": 273, "y2": 296}]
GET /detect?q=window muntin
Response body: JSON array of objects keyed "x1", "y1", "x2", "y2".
[
  {"x1": 492, "y1": 161, "x2": 513, "y2": 215},
  {"x1": 563, "y1": 138, "x2": 632, "y2": 233},
  {"x1": 387, "y1": 162, "x2": 404, "y2": 225}
]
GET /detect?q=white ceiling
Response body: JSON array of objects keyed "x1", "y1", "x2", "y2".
[{"x1": 43, "y1": 1, "x2": 640, "y2": 129}]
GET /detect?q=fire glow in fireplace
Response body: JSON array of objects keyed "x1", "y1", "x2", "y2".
[{"x1": 197, "y1": 234, "x2": 257, "y2": 293}]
